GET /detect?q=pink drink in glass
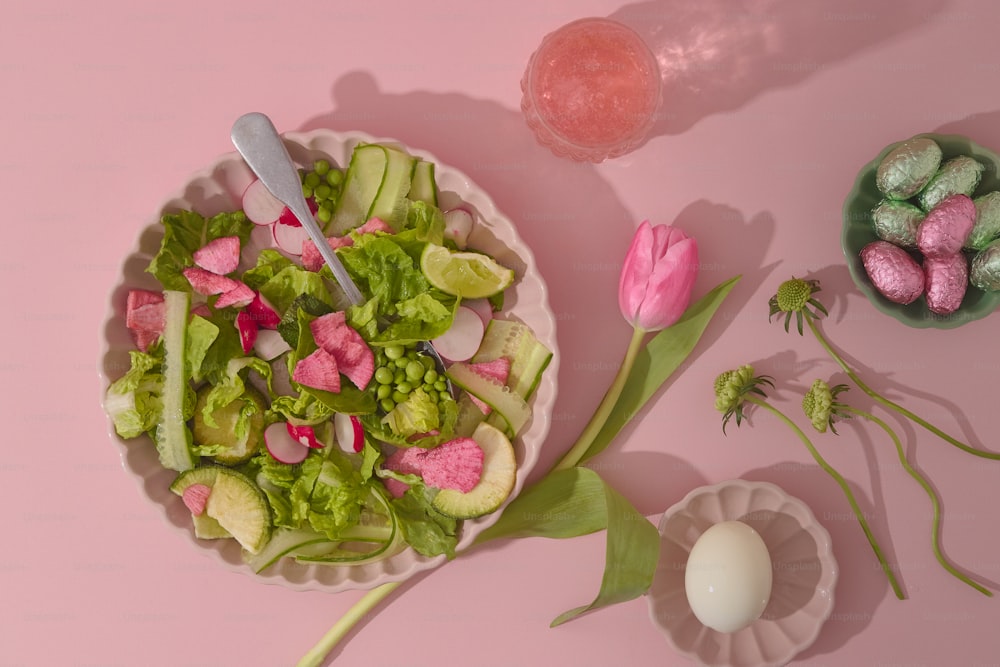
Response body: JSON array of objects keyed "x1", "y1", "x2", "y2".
[{"x1": 521, "y1": 18, "x2": 662, "y2": 162}]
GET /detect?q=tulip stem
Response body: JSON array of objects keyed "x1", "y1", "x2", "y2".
[
  {"x1": 746, "y1": 395, "x2": 906, "y2": 600},
  {"x1": 297, "y1": 581, "x2": 402, "y2": 667},
  {"x1": 843, "y1": 406, "x2": 992, "y2": 597},
  {"x1": 554, "y1": 327, "x2": 647, "y2": 472},
  {"x1": 805, "y1": 314, "x2": 1000, "y2": 460}
]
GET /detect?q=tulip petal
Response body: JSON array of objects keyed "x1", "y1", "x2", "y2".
[
  {"x1": 636, "y1": 237, "x2": 699, "y2": 330},
  {"x1": 618, "y1": 220, "x2": 655, "y2": 324}
]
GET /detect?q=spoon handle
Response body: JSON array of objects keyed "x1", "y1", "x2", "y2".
[{"x1": 230, "y1": 112, "x2": 365, "y2": 306}]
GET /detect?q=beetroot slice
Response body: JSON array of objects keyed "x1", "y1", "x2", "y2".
[
  {"x1": 383, "y1": 438, "x2": 485, "y2": 495},
  {"x1": 292, "y1": 348, "x2": 341, "y2": 393},
  {"x1": 309, "y1": 312, "x2": 375, "y2": 389},
  {"x1": 182, "y1": 483, "x2": 212, "y2": 516},
  {"x1": 183, "y1": 267, "x2": 241, "y2": 296},
  {"x1": 193, "y1": 236, "x2": 241, "y2": 275},
  {"x1": 214, "y1": 281, "x2": 255, "y2": 309},
  {"x1": 301, "y1": 235, "x2": 354, "y2": 272}
]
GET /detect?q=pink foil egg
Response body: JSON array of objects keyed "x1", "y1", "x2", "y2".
[
  {"x1": 924, "y1": 253, "x2": 969, "y2": 315},
  {"x1": 916, "y1": 194, "x2": 976, "y2": 258},
  {"x1": 860, "y1": 240, "x2": 924, "y2": 305}
]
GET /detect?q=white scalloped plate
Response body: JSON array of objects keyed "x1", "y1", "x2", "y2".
[
  {"x1": 98, "y1": 129, "x2": 558, "y2": 592},
  {"x1": 647, "y1": 480, "x2": 838, "y2": 667}
]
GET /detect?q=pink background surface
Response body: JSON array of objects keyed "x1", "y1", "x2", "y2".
[{"x1": 4, "y1": 0, "x2": 1000, "y2": 665}]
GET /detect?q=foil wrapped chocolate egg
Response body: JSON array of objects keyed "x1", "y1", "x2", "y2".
[
  {"x1": 918, "y1": 155, "x2": 985, "y2": 211},
  {"x1": 916, "y1": 194, "x2": 976, "y2": 258},
  {"x1": 875, "y1": 136, "x2": 942, "y2": 200},
  {"x1": 970, "y1": 239, "x2": 1000, "y2": 291},
  {"x1": 860, "y1": 240, "x2": 924, "y2": 305},
  {"x1": 871, "y1": 199, "x2": 924, "y2": 248},
  {"x1": 924, "y1": 253, "x2": 969, "y2": 315},
  {"x1": 967, "y1": 191, "x2": 1000, "y2": 251}
]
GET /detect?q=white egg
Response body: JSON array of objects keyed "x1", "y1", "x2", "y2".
[{"x1": 684, "y1": 520, "x2": 773, "y2": 633}]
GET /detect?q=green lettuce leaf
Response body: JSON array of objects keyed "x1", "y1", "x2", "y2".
[
  {"x1": 185, "y1": 314, "x2": 220, "y2": 384},
  {"x1": 242, "y1": 249, "x2": 296, "y2": 290},
  {"x1": 147, "y1": 210, "x2": 253, "y2": 291},
  {"x1": 105, "y1": 349, "x2": 164, "y2": 439},
  {"x1": 389, "y1": 486, "x2": 458, "y2": 559},
  {"x1": 259, "y1": 264, "x2": 335, "y2": 316}
]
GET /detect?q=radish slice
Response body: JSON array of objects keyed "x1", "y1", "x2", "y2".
[
  {"x1": 443, "y1": 207, "x2": 474, "y2": 248},
  {"x1": 272, "y1": 220, "x2": 312, "y2": 255},
  {"x1": 278, "y1": 198, "x2": 319, "y2": 227},
  {"x1": 286, "y1": 422, "x2": 324, "y2": 449},
  {"x1": 242, "y1": 179, "x2": 285, "y2": 225},
  {"x1": 247, "y1": 293, "x2": 281, "y2": 329},
  {"x1": 264, "y1": 422, "x2": 310, "y2": 464},
  {"x1": 235, "y1": 310, "x2": 258, "y2": 354},
  {"x1": 334, "y1": 412, "x2": 365, "y2": 453},
  {"x1": 464, "y1": 298, "x2": 494, "y2": 327},
  {"x1": 252, "y1": 328, "x2": 291, "y2": 360},
  {"x1": 432, "y1": 306, "x2": 485, "y2": 361}
]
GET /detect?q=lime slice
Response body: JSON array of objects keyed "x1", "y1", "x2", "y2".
[{"x1": 420, "y1": 243, "x2": 514, "y2": 298}]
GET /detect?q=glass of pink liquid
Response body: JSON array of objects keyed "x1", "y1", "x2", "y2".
[{"x1": 521, "y1": 17, "x2": 662, "y2": 162}]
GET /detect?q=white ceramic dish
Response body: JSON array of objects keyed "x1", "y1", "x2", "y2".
[
  {"x1": 647, "y1": 480, "x2": 837, "y2": 667},
  {"x1": 99, "y1": 129, "x2": 558, "y2": 592}
]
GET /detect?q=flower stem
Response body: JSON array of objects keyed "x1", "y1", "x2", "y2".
[
  {"x1": 844, "y1": 406, "x2": 992, "y2": 597},
  {"x1": 804, "y1": 314, "x2": 1000, "y2": 461},
  {"x1": 553, "y1": 326, "x2": 647, "y2": 472},
  {"x1": 297, "y1": 581, "x2": 402, "y2": 667},
  {"x1": 746, "y1": 396, "x2": 906, "y2": 600}
]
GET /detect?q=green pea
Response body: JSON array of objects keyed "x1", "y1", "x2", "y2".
[
  {"x1": 439, "y1": 390, "x2": 452, "y2": 402},
  {"x1": 304, "y1": 171, "x2": 321, "y2": 188},
  {"x1": 405, "y1": 360, "x2": 425, "y2": 381},
  {"x1": 434, "y1": 380, "x2": 447, "y2": 392},
  {"x1": 420, "y1": 355, "x2": 436, "y2": 372},
  {"x1": 377, "y1": 384, "x2": 392, "y2": 400},
  {"x1": 396, "y1": 382, "x2": 413, "y2": 395},
  {"x1": 375, "y1": 367, "x2": 394, "y2": 385},
  {"x1": 314, "y1": 184, "x2": 332, "y2": 201},
  {"x1": 392, "y1": 390, "x2": 408, "y2": 404},
  {"x1": 316, "y1": 206, "x2": 332, "y2": 224},
  {"x1": 313, "y1": 159, "x2": 330, "y2": 176},
  {"x1": 385, "y1": 345, "x2": 405, "y2": 360},
  {"x1": 423, "y1": 369, "x2": 438, "y2": 384},
  {"x1": 380, "y1": 398, "x2": 396, "y2": 413},
  {"x1": 427, "y1": 391, "x2": 439, "y2": 404},
  {"x1": 326, "y1": 169, "x2": 343, "y2": 186},
  {"x1": 302, "y1": 183, "x2": 314, "y2": 199}
]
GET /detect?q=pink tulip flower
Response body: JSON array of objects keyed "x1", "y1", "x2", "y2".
[{"x1": 618, "y1": 221, "x2": 699, "y2": 331}]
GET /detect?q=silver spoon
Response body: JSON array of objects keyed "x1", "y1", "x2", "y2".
[{"x1": 230, "y1": 112, "x2": 453, "y2": 395}]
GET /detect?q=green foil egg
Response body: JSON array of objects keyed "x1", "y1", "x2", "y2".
[
  {"x1": 871, "y1": 199, "x2": 924, "y2": 248},
  {"x1": 970, "y1": 239, "x2": 1000, "y2": 291},
  {"x1": 918, "y1": 155, "x2": 985, "y2": 211},
  {"x1": 967, "y1": 191, "x2": 1000, "y2": 251},
  {"x1": 875, "y1": 136, "x2": 942, "y2": 200}
]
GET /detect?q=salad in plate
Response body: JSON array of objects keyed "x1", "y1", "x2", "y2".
[{"x1": 104, "y1": 137, "x2": 552, "y2": 575}]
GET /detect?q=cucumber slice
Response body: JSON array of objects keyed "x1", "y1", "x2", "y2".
[
  {"x1": 432, "y1": 422, "x2": 516, "y2": 519},
  {"x1": 170, "y1": 466, "x2": 272, "y2": 554},
  {"x1": 156, "y1": 290, "x2": 196, "y2": 472},
  {"x1": 446, "y1": 361, "x2": 531, "y2": 437},
  {"x1": 328, "y1": 144, "x2": 387, "y2": 234},
  {"x1": 368, "y1": 145, "x2": 417, "y2": 230},
  {"x1": 191, "y1": 385, "x2": 267, "y2": 465},
  {"x1": 408, "y1": 159, "x2": 437, "y2": 206},
  {"x1": 472, "y1": 319, "x2": 553, "y2": 401}
]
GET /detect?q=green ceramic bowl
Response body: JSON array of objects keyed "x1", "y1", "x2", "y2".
[{"x1": 842, "y1": 133, "x2": 1000, "y2": 328}]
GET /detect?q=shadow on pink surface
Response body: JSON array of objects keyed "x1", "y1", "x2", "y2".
[
  {"x1": 299, "y1": 73, "x2": 775, "y2": 487},
  {"x1": 610, "y1": 0, "x2": 951, "y2": 139}
]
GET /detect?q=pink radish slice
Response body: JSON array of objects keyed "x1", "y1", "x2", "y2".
[
  {"x1": 252, "y1": 329, "x2": 291, "y2": 360},
  {"x1": 242, "y1": 179, "x2": 285, "y2": 225},
  {"x1": 182, "y1": 483, "x2": 212, "y2": 516},
  {"x1": 247, "y1": 293, "x2": 281, "y2": 329},
  {"x1": 443, "y1": 207, "x2": 474, "y2": 248},
  {"x1": 464, "y1": 298, "x2": 494, "y2": 327},
  {"x1": 235, "y1": 310, "x2": 258, "y2": 354},
  {"x1": 286, "y1": 422, "x2": 324, "y2": 449},
  {"x1": 193, "y1": 236, "x2": 241, "y2": 275},
  {"x1": 278, "y1": 198, "x2": 319, "y2": 227},
  {"x1": 264, "y1": 422, "x2": 310, "y2": 464},
  {"x1": 431, "y1": 306, "x2": 485, "y2": 361},
  {"x1": 272, "y1": 220, "x2": 312, "y2": 255},
  {"x1": 334, "y1": 412, "x2": 365, "y2": 453}
]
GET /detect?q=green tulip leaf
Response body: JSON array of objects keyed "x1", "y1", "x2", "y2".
[
  {"x1": 580, "y1": 275, "x2": 741, "y2": 465},
  {"x1": 475, "y1": 467, "x2": 660, "y2": 628},
  {"x1": 549, "y1": 468, "x2": 660, "y2": 627}
]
